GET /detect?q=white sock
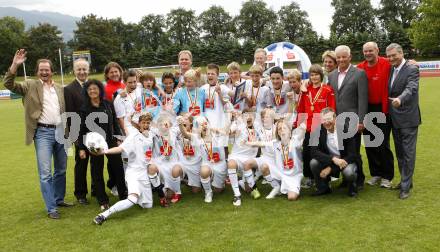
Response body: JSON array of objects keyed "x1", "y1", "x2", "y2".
[
  {"x1": 149, "y1": 173, "x2": 161, "y2": 188},
  {"x1": 101, "y1": 195, "x2": 137, "y2": 218},
  {"x1": 244, "y1": 169, "x2": 256, "y2": 189},
  {"x1": 264, "y1": 175, "x2": 280, "y2": 189},
  {"x1": 201, "y1": 177, "x2": 212, "y2": 193},
  {"x1": 170, "y1": 176, "x2": 181, "y2": 194},
  {"x1": 228, "y1": 169, "x2": 241, "y2": 197}
]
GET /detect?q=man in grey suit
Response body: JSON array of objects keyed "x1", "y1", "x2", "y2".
[
  {"x1": 328, "y1": 45, "x2": 368, "y2": 188},
  {"x1": 386, "y1": 43, "x2": 421, "y2": 199}
]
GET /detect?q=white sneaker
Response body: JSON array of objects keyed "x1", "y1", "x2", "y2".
[
  {"x1": 380, "y1": 178, "x2": 392, "y2": 188},
  {"x1": 261, "y1": 179, "x2": 269, "y2": 185},
  {"x1": 204, "y1": 191, "x2": 213, "y2": 203},
  {"x1": 110, "y1": 186, "x2": 119, "y2": 196},
  {"x1": 232, "y1": 196, "x2": 241, "y2": 206},
  {"x1": 367, "y1": 176, "x2": 381, "y2": 186},
  {"x1": 266, "y1": 187, "x2": 281, "y2": 199}
]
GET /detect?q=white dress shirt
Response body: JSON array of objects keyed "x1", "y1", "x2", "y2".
[
  {"x1": 38, "y1": 81, "x2": 61, "y2": 125},
  {"x1": 326, "y1": 130, "x2": 340, "y2": 157},
  {"x1": 337, "y1": 64, "x2": 351, "y2": 89},
  {"x1": 390, "y1": 59, "x2": 406, "y2": 88}
]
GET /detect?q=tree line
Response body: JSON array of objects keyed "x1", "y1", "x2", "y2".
[{"x1": 0, "y1": 0, "x2": 438, "y2": 75}]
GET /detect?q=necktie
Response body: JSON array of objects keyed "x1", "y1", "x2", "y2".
[{"x1": 391, "y1": 68, "x2": 399, "y2": 87}]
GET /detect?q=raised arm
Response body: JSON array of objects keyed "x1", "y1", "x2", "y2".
[{"x1": 3, "y1": 49, "x2": 29, "y2": 95}]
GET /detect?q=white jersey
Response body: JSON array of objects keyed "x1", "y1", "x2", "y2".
[
  {"x1": 200, "y1": 83, "x2": 230, "y2": 128},
  {"x1": 120, "y1": 131, "x2": 155, "y2": 181},
  {"x1": 114, "y1": 90, "x2": 137, "y2": 135},
  {"x1": 255, "y1": 123, "x2": 275, "y2": 159},
  {"x1": 272, "y1": 127, "x2": 305, "y2": 177},
  {"x1": 153, "y1": 126, "x2": 181, "y2": 163},
  {"x1": 243, "y1": 80, "x2": 273, "y2": 112},
  {"x1": 197, "y1": 134, "x2": 226, "y2": 164},
  {"x1": 230, "y1": 120, "x2": 258, "y2": 157},
  {"x1": 267, "y1": 81, "x2": 291, "y2": 115},
  {"x1": 178, "y1": 132, "x2": 203, "y2": 167}
]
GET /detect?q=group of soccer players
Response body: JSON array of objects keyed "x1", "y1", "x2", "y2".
[{"x1": 92, "y1": 52, "x2": 335, "y2": 225}]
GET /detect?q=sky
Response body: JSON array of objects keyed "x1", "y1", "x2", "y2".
[{"x1": 0, "y1": 0, "x2": 381, "y2": 38}]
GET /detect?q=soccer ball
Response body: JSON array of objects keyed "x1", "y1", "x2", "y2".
[{"x1": 85, "y1": 132, "x2": 108, "y2": 154}]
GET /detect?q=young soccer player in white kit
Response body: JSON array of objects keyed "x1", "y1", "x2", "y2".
[{"x1": 93, "y1": 114, "x2": 156, "y2": 225}]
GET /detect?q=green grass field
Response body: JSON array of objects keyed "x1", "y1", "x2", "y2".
[{"x1": 0, "y1": 78, "x2": 439, "y2": 251}]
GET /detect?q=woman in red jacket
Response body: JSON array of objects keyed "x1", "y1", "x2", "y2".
[
  {"x1": 104, "y1": 62, "x2": 125, "y2": 102},
  {"x1": 295, "y1": 64, "x2": 336, "y2": 188}
]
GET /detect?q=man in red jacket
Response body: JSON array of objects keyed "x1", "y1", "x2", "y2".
[{"x1": 357, "y1": 42, "x2": 394, "y2": 188}]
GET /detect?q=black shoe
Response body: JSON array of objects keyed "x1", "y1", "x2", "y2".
[
  {"x1": 399, "y1": 190, "x2": 410, "y2": 200},
  {"x1": 48, "y1": 211, "x2": 60, "y2": 219},
  {"x1": 77, "y1": 198, "x2": 89, "y2": 205},
  {"x1": 57, "y1": 201, "x2": 74, "y2": 207},
  {"x1": 312, "y1": 187, "x2": 332, "y2": 196},
  {"x1": 93, "y1": 214, "x2": 106, "y2": 225},
  {"x1": 348, "y1": 182, "x2": 358, "y2": 197}
]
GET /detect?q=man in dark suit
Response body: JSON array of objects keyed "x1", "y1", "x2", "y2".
[
  {"x1": 310, "y1": 107, "x2": 360, "y2": 197},
  {"x1": 328, "y1": 45, "x2": 368, "y2": 187},
  {"x1": 386, "y1": 43, "x2": 421, "y2": 199},
  {"x1": 64, "y1": 58, "x2": 90, "y2": 205}
]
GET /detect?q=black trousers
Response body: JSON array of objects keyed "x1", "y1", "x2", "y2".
[
  {"x1": 354, "y1": 132, "x2": 365, "y2": 184},
  {"x1": 302, "y1": 132, "x2": 313, "y2": 179},
  {"x1": 363, "y1": 104, "x2": 394, "y2": 180},
  {"x1": 73, "y1": 144, "x2": 92, "y2": 199},
  {"x1": 341, "y1": 116, "x2": 364, "y2": 185},
  {"x1": 89, "y1": 142, "x2": 127, "y2": 205},
  {"x1": 310, "y1": 159, "x2": 357, "y2": 191}
]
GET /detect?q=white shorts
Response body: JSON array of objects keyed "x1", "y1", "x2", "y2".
[
  {"x1": 253, "y1": 156, "x2": 276, "y2": 171},
  {"x1": 279, "y1": 173, "x2": 303, "y2": 195},
  {"x1": 182, "y1": 162, "x2": 201, "y2": 188},
  {"x1": 228, "y1": 154, "x2": 251, "y2": 172},
  {"x1": 126, "y1": 177, "x2": 153, "y2": 209},
  {"x1": 156, "y1": 160, "x2": 180, "y2": 191},
  {"x1": 202, "y1": 161, "x2": 227, "y2": 189}
]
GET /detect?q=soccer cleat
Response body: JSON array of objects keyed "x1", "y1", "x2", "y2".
[
  {"x1": 380, "y1": 178, "x2": 392, "y2": 188},
  {"x1": 250, "y1": 187, "x2": 261, "y2": 199},
  {"x1": 266, "y1": 187, "x2": 281, "y2": 199},
  {"x1": 93, "y1": 214, "x2": 106, "y2": 225},
  {"x1": 366, "y1": 176, "x2": 381, "y2": 186},
  {"x1": 204, "y1": 191, "x2": 213, "y2": 203},
  {"x1": 159, "y1": 197, "x2": 169, "y2": 208},
  {"x1": 171, "y1": 193, "x2": 182, "y2": 204},
  {"x1": 110, "y1": 186, "x2": 119, "y2": 197},
  {"x1": 232, "y1": 196, "x2": 241, "y2": 206}
]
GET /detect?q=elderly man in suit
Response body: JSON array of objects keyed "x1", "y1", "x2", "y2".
[
  {"x1": 386, "y1": 43, "x2": 421, "y2": 199},
  {"x1": 64, "y1": 58, "x2": 90, "y2": 205},
  {"x1": 4, "y1": 49, "x2": 72, "y2": 219},
  {"x1": 328, "y1": 45, "x2": 368, "y2": 189}
]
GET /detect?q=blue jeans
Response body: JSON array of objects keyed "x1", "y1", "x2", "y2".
[{"x1": 34, "y1": 126, "x2": 67, "y2": 213}]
